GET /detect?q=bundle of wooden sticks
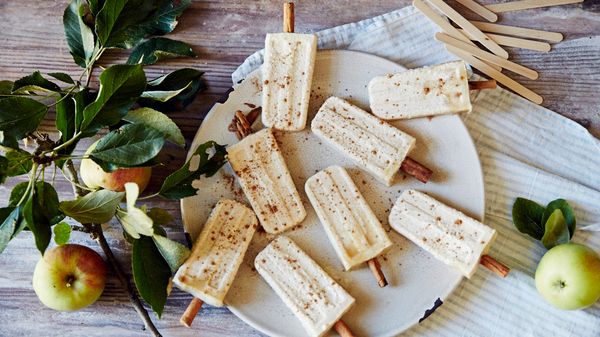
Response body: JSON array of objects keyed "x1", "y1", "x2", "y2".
[{"x1": 414, "y1": 0, "x2": 583, "y2": 104}]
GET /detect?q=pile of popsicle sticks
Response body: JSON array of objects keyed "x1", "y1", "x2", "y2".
[{"x1": 414, "y1": 0, "x2": 584, "y2": 105}]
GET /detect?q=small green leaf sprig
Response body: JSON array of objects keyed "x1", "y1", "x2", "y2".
[{"x1": 512, "y1": 198, "x2": 577, "y2": 249}]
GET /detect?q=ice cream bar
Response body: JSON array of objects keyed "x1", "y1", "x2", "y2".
[
  {"x1": 389, "y1": 190, "x2": 496, "y2": 278},
  {"x1": 311, "y1": 96, "x2": 416, "y2": 186},
  {"x1": 368, "y1": 61, "x2": 472, "y2": 120},
  {"x1": 305, "y1": 165, "x2": 393, "y2": 270},
  {"x1": 173, "y1": 199, "x2": 258, "y2": 306},
  {"x1": 255, "y1": 236, "x2": 355, "y2": 337},
  {"x1": 261, "y1": 32, "x2": 317, "y2": 131},
  {"x1": 227, "y1": 128, "x2": 306, "y2": 234}
]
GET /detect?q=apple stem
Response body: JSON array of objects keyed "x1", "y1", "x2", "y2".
[{"x1": 92, "y1": 223, "x2": 163, "y2": 337}]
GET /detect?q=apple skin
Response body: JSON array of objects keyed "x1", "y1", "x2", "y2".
[
  {"x1": 80, "y1": 141, "x2": 152, "y2": 192},
  {"x1": 32, "y1": 244, "x2": 108, "y2": 311},
  {"x1": 535, "y1": 243, "x2": 600, "y2": 310}
]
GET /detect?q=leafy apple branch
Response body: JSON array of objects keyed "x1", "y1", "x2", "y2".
[{"x1": 0, "y1": 1, "x2": 228, "y2": 336}]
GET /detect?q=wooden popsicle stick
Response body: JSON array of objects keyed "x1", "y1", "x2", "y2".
[
  {"x1": 426, "y1": 0, "x2": 509, "y2": 59},
  {"x1": 412, "y1": 0, "x2": 502, "y2": 72},
  {"x1": 469, "y1": 80, "x2": 497, "y2": 90},
  {"x1": 480, "y1": 255, "x2": 510, "y2": 277},
  {"x1": 367, "y1": 257, "x2": 388, "y2": 288},
  {"x1": 180, "y1": 297, "x2": 204, "y2": 327},
  {"x1": 469, "y1": 20, "x2": 563, "y2": 42},
  {"x1": 486, "y1": 0, "x2": 583, "y2": 13},
  {"x1": 458, "y1": 29, "x2": 551, "y2": 52},
  {"x1": 455, "y1": 0, "x2": 498, "y2": 22},
  {"x1": 283, "y1": 2, "x2": 294, "y2": 33},
  {"x1": 446, "y1": 45, "x2": 543, "y2": 104},
  {"x1": 333, "y1": 320, "x2": 357, "y2": 337},
  {"x1": 436, "y1": 32, "x2": 539, "y2": 80},
  {"x1": 401, "y1": 157, "x2": 433, "y2": 183}
]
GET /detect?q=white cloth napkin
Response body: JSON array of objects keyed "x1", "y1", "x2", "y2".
[{"x1": 233, "y1": 6, "x2": 600, "y2": 337}]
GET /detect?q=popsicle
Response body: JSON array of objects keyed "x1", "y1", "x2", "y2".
[
  {"x1": 369, "y1": 61, "x2": 473, "y2": 120},
  {"x1": 305, "y1": 165, "x2": 392, "y2": 287},
  {"x1": 175, "y1": 199, "x2": 258, "y2": 327},
  {"x1": 227, "y1": 128, "x2": 306, "y2": 234},
  {"x1": 389, "y1": 190, "x2": 509, "y2": 278},
  {"x1": 311, "y1": 96, "x2": 432, "y2": 185},
  {"x1": 261, "y1": 2, "x2": 317, "y2": 131},
  {"x1": 255, "y1": 236, "x2": 356, "y2": 337}
]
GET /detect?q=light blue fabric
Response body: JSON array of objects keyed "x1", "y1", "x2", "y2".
[{"x1": 233, "y1": 5, "x2": 600, "y2": 336}]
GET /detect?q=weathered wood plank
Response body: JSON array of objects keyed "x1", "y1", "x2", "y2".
[{"x1": 0, "y1": 1, "x2": 598, "y2": 336}]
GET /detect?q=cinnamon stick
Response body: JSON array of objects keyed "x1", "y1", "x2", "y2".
[
  {"x1": 401, "y1": 157, "x2": 433, "y2": 183},
  {"x1": 333, "y1": 320, "x2": 357, "y2": 337},
  {"x1": 180, "y1": 297, "x2": 204, "y2": 327},
  {"x1": 283, "y1": 2, "x2": 294, "y2": 33},
  {"x1": 367, "y1": 257, "x2": 388, "y2": 288},
  {"x1": 480, "y1": 255, "x2": 510, "y2": 277},
  {"x1": 469, "y1": 80, "x2": 497, "y2": 91}
]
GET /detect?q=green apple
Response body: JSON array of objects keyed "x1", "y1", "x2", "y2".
[
  {"x1": 33, "y1": 244, "x2": 108, "y2": 311},
  {"x1": 535, "y1": 243, "x2": 600, "y2": 310},
  {"x1": 80, "y1": 141, "x2": 152, "y2": 192}
]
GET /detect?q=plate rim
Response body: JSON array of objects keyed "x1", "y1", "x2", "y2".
[{"x1": 180, "y1": 49, "x2": 485, "y2": 337}]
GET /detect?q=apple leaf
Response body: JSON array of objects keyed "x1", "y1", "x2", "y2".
[
  {"x1": 158, "y1": 141, "x2": 227, "y2": 200},
  {"x1": 53, "y1": 222, "x2": 71, "y2": 245},
  {"x1": 0, "y1": 97, "x2": 48, "y2": 147},
  {"x1": 89, "y1": 123, "x2": 165, "y2": 172},
  {"x1": 80, "y1": 64, "x2": 146, "y2": 134},
  {"x1": 115, "y1": 183, "x2": 154, "y2": 239},
  {"x1": 48, "y1": 72, "x2": 75, "y2": 85},
  {"x1": 0, "y1": 206, "x2": 21, "y2": 254},
  {"x1": 541, "y1": 199, "x2": 576, "y2": 239},
  {"x1": 541, "y1": 209, "x2": 570, "y2": 249},
  {"x1": 60, "y1": 189, "x2": 124, "y2": 224},
  {"x1": 95, "y1": 0, "x2": 128, "y2": 46},
  {"x1": 127, "y1": 37, "x2": 196, "y2": 65},
  {"x1": 152, "y1": 234, "x2": 190, "y2": 273},
  {"x1": 132, "y1": 235, "x2": 171, "y2": 318},
  {"x1": 147, "y1": 208, "x2": 174, "y2": 226},
  {"x1": 23, "y1": 182, "x2": 65, "y2": 254},
  {"x1": 0, "y1": 81, "x2": 13, "y2": 96},
  {"x1": 123, "y1": 108, "x2": 185, "y2": 146},
  {"x1": 137, "y1": 68, "x2": 205, "y2": 112},
  {"x1": 63, "y1": 0, "x2": 97, "y2": 68},
  {"x1": 4, "y1": 149, "x2": 33, "y2": 179},
  {"x1": 12, "y1": 71, "x2": 61, "y2": 94},
  {"x1": 8, "y1": 182, "x2": 29, "y2": 207},
  {"x1": 512, "y1": 197, "x2": 546, "y2": 240}
]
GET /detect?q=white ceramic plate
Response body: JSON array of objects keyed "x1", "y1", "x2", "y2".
[{"x1": 181, "y1": 50, "x2": 484, "y2": 337}]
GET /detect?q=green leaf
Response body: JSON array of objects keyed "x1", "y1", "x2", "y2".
[
  {"x1": 0, "y1": 206, "x2": 21, "y2": 254},
  {"x1": 53, "y1": 222, "x2": 72, "y2": 245},
  {"x1": 80, "y1": 64, "x2": 146, "y2": 133},
  {"x1": 9, "y1": 182, "x2": 29, "y2": 207},
  {"x1": 5, "y1": 149, "x2": 33, "y2": 178},
  {"x1": 63, "y1": 0, "x2": 97, "y2": 68},
  {"x1": 132, "y1": 235, "x2": 171, "y2": 317},
  {"x1": 115, "y1": 183, "x2": 153, "y2": 239},
  {"x1": 541, "y1": 199, "x2": 576, "y2": 238},
  {"x1": 127, "y1": 37, "x2": 195, "y2": 65},
  {"x1": 87, "y1": 0, "x2": 104, "y2": 16},
  {"x1": 146, "y1": 0, "x2": 191, "y2": 36},
  {"x1": 60, "y1": 189, "x2": 124, "y2": 224},
  {"x1": 48, "y1": 72, "x2": 75, "y2": 84},
  {"x1": 12, "y1": 71, "x2": 61, "y2": 94},
  {"x1": 23, "y1": 182, "x2": 63, "y2": 254},
  {"x1": 0, "y1": 97, "x2": 48, "y2": 143},
  {"x1": 541, "y1": 209, "x2": 570, "y2": 249},
  {"x1": 56, "y1": 94, "x2": 76, "y2": 143},
  {"x1": 512, "y1": 197, "x2": 546, "y2": 240},
  {"x1": 152, "y1": 234, "x2": 190, "y2": 273},
  {"x1": 90, "y1": 123, "x2": 165, "y2": 172},
  {"x1": 95, "y1": 0, "x2": 128, "y2": 46},
  {"x1": 147, "y1": 208, "x2": 174, "y2": 226},
  {"x1": 0, "y1": 81, "x2": 13, "y2": 96},
  {"x1": 159, "y1": 141, "x2": 227, "y2": 199},
  {"x1": 124, "y1": 108, "x2": 185, "y2": 146},
  {"x1": 138, "y1": 68, "x2": 205, "y2": 112}
]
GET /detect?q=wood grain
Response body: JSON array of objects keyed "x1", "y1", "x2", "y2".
[{"x1": 0, "y1": 1, "x2": 598, "y2": 336}]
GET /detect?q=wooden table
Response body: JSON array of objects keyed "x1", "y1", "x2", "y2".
[{"x1": 0, "y1": 1, "x2": 598, "y2": 336}]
